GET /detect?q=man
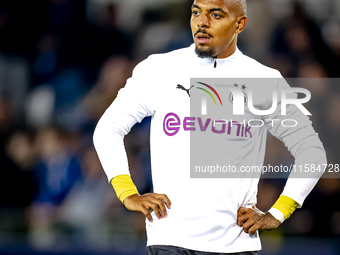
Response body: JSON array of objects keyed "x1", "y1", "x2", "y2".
[{"x1": 93, "y1": 0, "x2": 327, "y2": 254}]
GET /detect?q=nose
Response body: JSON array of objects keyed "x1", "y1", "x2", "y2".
[{"x1": 198, "y1": 14, "x2": 210, "y2": 28}]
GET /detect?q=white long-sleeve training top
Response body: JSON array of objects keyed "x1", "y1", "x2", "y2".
[{"x1": 93, "y1": 44, "x2": 327, "y2": 253}]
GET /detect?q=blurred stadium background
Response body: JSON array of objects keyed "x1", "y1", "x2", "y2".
[{"x1": 0, "y1": 0, "x2": 339, "y2": 254}]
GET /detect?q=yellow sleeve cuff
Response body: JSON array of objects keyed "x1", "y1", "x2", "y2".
[
  {"x1": 271, "y1": 195, "x2": 300, "y2": 220},
  {"x1": 110, "y1": 174, "x2": 139, "y2": 203}
]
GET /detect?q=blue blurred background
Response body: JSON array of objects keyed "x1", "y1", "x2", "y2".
[{"x1": 0, "y1": 0, "x2": 339, "y2": 254}]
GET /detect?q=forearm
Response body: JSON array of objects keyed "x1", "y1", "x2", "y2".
[
  {"x1": 282, "y1": 147, "x2": 327, "y2": 205},
  {"x1": 269, "y1": 147, "x2": 327, "y2": 222},
  {"x1": 111, "y1": 174, "x2": 139, "y2": 203},
  {"x1": 93, "y1": 108, "x2": 142, "y2": 203}
]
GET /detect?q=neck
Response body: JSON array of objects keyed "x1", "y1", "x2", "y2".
[{"x1": 216, "y1": 38, "x2": 238, "y2": 59}]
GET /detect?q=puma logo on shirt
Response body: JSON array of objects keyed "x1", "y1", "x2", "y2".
[{"x1": 177, "y1": 84, "x2": 194, "y2": 97}]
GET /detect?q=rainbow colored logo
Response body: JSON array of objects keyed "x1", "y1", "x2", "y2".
[{"x1": 196, "y1": 82, "x2": 223, "y2": 106}]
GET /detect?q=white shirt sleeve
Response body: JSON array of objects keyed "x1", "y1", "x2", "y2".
[
  {"x1": 268, "y1": 207, "x2": 285, "y2": 223},
  {"x1": 264, "y1": 78, "x2": 327, "y2": 207},
  {"x1": 93, "y1": 58, "x2": 156, "y2": 181}
]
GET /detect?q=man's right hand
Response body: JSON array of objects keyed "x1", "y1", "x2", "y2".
[{"x1": 123, "y1": 193, "x2": 171, "y2": 222}]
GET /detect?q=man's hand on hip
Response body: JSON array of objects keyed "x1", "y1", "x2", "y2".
[
  {"x1": 237, "y1": 206, "x2": 281, "y2": 235},
  {"x1": 123, "y1": 193, "x2": 171, "y2": 222}
]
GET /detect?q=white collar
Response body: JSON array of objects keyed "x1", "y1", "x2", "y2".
[{"x1": 189, "y1": 43, "x2": 243, "y2": 67}]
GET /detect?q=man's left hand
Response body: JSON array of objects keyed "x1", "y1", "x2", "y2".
[{"x1": 237, "y1": 206, "x2": 281, "y2": 235}]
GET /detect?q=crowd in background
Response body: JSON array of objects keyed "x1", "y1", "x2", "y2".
[{"x1": 0, "y1": 0, "x2": 340, "y2": 254}]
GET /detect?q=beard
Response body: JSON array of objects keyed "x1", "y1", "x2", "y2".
[{"x1": 195, "y1": 45, "x2": 215, "y2": 58}]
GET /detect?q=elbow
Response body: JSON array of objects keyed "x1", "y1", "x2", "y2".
[
  {"x1": 93, "y1": 115, "x2": 127, "y2": 151},
  {"x1": 295, "y1": 146, "x2": 327, "y2": 166},
  {"x1": 292, "y1": 133, "x2": 327, "y2": 161},
  {"x1": 93, "y1": 118, "x2": 103, "y2": 151}
]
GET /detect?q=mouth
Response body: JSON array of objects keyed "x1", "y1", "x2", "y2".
[{"x1": 195, "y1": 32, "x2": 212, "y2": 44}]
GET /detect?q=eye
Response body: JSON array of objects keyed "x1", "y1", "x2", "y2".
[
  {"x1": 192, "y1": 10, "x2": 200, "y2": 16},
  {"x1": 212, "y1": 13, "x2": 222, "y2": 18}
]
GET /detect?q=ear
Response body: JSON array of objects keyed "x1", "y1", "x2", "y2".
[{"x1": 235, "y1": 16, "x2": 247, "y2": 34}]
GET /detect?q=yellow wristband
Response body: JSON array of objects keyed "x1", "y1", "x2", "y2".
[
  {"x1": 110, "y1": 174, "x2": 139, "y2": 203},
  {"x1": 272, "y1": 195, "x2": 300, "y2": 220}
]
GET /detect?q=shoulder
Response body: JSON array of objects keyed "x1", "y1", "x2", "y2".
[
  {"x1": 134, "y1": 45, "x2": 194, "y2": 72},
  {"x1": 237, "y1": 53, "x2": 282, "y2": 78},
  {"x1": 151, "y1": 45, "x2": 194, "y2": 61}
]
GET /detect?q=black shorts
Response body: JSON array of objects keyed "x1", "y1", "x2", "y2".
[{"x1": 147, "y1": 245, "x2": 259, "y2": 255}]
